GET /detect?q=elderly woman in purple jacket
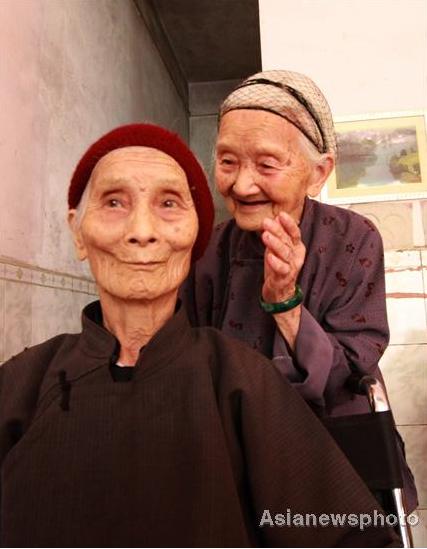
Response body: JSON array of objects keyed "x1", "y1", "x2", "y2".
[{"x1": 180, "y1": 70, "x2": 417, "y2": 510}]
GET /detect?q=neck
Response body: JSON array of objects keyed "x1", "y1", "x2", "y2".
[{"x1": 99, "y1": 290, "x2": 178, "y2": 366}]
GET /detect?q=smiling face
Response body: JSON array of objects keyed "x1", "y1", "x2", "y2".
[
  {"x1": 215, "y1": 109, "x2": 323, "y2": 231},
  {"x1": 69, "y1": 147, "x2": 198, "y2": 302}
]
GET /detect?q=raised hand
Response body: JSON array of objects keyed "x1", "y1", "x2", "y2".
[{"x1": 261, "y1": 212, "x2": 306, "y2": 305}]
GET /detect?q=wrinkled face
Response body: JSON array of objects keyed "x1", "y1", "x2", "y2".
[
  {"x1": 69, "y1": 147, "x2": 198, "y2": 302},
  {"x1": 215, "y1": 109, "x2": 317, "y2": 231}
]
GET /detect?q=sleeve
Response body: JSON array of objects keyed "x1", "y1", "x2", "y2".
[
  {"x1": 0, "y1": 360, "x2": 23, "y2": 464},
  {"x1": 0, "y1": 363, "x2": 12, "y2": 462},
  {"x1": 0, "y1": 364, "x2": 11, "y2": 543},
  {"x1": 0, "y1": 350, "x2": 50, "y2": 542},
  {"x1": 272, "y1": 226, "x2": 389, "y2": 409},
  {"x1": 0, "y1": 348, "x2": 51, "y2": 462},
  {"x1": 221, "y1": 354, "x2": 400, "y2": 547}
]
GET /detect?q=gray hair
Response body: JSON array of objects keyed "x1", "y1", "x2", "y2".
[
  {"x1": 72, "y1": 180, "x2": 92, "y2": 229},
  {"x1": 297, "y1": 131, "x2": 332, "y2": 166}
]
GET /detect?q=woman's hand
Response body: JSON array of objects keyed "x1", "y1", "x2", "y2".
[{"x1": 261, "y1": 212, "x2": 306, "y2": 305}]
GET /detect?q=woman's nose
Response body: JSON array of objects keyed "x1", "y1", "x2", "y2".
[
  {"x1": 125, "y1": 205, "x2": 158, "y2": 246},
  {"x1": 232, "y1": 166, "x2": 259, "y2": 196}
]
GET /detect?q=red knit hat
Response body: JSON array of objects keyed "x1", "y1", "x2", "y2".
[{"x1": 69, "y1": 123, "x2": 214, "y2": 261}]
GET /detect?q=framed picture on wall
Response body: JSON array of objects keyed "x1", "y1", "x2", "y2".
[{"x1": 321, "y1": 111, "x2": 427, "y2": 204}]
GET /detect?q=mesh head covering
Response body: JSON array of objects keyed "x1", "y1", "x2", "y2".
[{"x1": 219, "y1": 70, "x2": 337, "y2": 156}]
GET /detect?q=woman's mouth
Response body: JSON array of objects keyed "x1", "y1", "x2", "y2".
[
  {"x1": 125, "y1": 261, "x2": 165, "y2": 271},
  {"x1": 235, "y1": 198, "x2": 270, "y2": 210}
]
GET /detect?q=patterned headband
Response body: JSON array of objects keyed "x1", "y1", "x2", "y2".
[{"x1": 219, "y1": 70, "x2": 337, "y2": 155}]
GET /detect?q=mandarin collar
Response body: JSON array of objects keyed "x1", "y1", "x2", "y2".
[
  {"x1": 78, "y1": 300, "x2": 193, "y2": 367},
  {"x1": 39, "y1": 300, "x2": 193, "y2": 392},
  {"x1": 78, "y1": 301, "x2": 119, "y2": 360}
]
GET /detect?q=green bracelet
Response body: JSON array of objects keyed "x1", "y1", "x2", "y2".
[{"x1": 259, "y1": 284, "x2": 304, "y2": 314}]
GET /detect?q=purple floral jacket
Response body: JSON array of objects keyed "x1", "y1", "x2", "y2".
[
  {"x1": 180, "y1": 197, "x2": 419, "y2": 510},
  {"x1": 181, "y1": 198, "x2": 389, "y2": 416}
]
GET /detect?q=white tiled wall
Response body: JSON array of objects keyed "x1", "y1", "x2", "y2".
[
  {"x1": 380, "y1": 249, "x2": 427, "y2": 547},
  {"x1": 0, "y1": 258, "x2": 96, "y2": 364},
  {"x1": 413, "y1": 509, "x2": 427, "y2": 548}
]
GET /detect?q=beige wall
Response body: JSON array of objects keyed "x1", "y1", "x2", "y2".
[
  {"x1": 259, "y1": 1, "x2": 427, "y2": 544},
  {"x1": 259, "y1": 0, "x2": 427, "y2": 115},
  {"x1": 0, "y1": 0, "x2": 187, "y2": 359},
  {"x1": 0, "y1": 0, "x2": 187, "y2": 277}
]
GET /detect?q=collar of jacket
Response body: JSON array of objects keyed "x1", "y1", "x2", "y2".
[
  {"x1": 36, "y1": 300, "x2": 194, "y2": 406},
  {"x1": 78, "y1": 299, "x2": 193, "y2": 367}
]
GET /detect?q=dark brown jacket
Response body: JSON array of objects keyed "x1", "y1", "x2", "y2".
[{"x1": 0, "y1": 302, "x2": 399, "y2": 547}]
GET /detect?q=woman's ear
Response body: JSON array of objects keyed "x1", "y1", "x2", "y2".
[
  {"x1": 68, "y1": 210, "x2": 87, "y2": 261},
  {"x1": 307, "y1": 154, "x2": 335, "y2": 198}
]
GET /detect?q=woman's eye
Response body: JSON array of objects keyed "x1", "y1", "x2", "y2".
[
  {"x1": 220, "y1": 158, "x2": 235, "y2": 166},
  {"x1": 107, "y1": 198, "x2": 123, "y2": 208},
  {"x1": 163, "y1": 199, "x2": 178, "y2": 208}
]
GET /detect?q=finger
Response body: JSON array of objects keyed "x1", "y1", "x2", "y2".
[
  {"x1": 265, "y1": 251, "x2": 292, "y2": 278},
  {"x1": 262, "y1": 217, "x2": 292, "y2": 245},
  {"x1": 277, "y1": 211, "x2": 302, "y2": 244},
  {"x1": 261, "y1": 230, "x2": 292, "y2": 263},
  {"x1": 263, "y1": 217, "x2": 289, "y2": 238}
]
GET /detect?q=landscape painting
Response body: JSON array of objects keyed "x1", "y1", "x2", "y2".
[{"x1": 324, "y1": 113, "x2": 427, "y2": 203}]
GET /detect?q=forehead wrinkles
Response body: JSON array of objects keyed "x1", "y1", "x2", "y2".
[
  {"x1": 89, "y1": 147, "x2": 189, "y2": 192},
  {"x1": 218, "y1": 127, "x2": 301, "y2": 163},
  {"x1": 217, "y1": 114, "x2": 301, "y2": 155}
]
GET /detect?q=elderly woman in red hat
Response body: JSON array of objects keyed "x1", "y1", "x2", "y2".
[{"x1": 0, "y1": 124, "x2": 398, "y2": 547}]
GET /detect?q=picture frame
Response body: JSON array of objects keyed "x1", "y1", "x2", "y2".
[{"x1": 321, "y1": 111, "x2": 427, "y2": 204}]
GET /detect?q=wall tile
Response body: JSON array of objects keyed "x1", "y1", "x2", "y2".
[
  {"x1": 385, "y1": 250, "x2": 423, "y2": 295},
  {"x1": 60, "y1": 291, "x2": 84, "y2": 335},
  {"x1": 69, "y1": 291, "x2": 95, "y2": 333},
  {"x1": 422, "y1": 250, "x2": 427, "y2": 324},
  {"x1": 421, "y1": 201, "x2": 427, "y2": 245},
  {"x1": 87, "y1": 281, "x2": 97, "y2": 295},
  {"x1": 399, "y1": 425, "x2": 427, "y2": 509},
  {"x1": 31, "y1": 284, "x2": 57, "y2": 346},
  {"x1": 348, "y1": 201, "x2": 413, "y2": 250},
  {"x1": 72, "y1": 278, "x2": 88, "y2": 293},
  {"x1": 412, "y1": 509, "x2": 427, "y2": 548},
  {"x1": 384, "y1": 250, "x2": 421, "y2": 270},
  {"x1": 384, "y1": 251, "x2": 426, "y2": 345},
  {"x1": 31, "y1": 285, "x2": 81, "y2": 346},
  {"x1": 386, "y1": 297, "x2": 427, "y2": 344},
  {"x1": 380, "y1": 344, "x2": 427, "y2": 425},
  {"x1": 76, "y1": 291, "x2": 97, "y2": 313},
  {"x1": 4, "y1": 263, "x2": 32, "y2": 284},
  {"x1": 3, "y1": 281, "x2": 32, "y2": 361}
]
